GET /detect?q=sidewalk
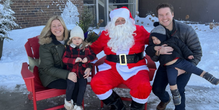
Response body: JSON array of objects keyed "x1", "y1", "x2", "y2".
[
  {"x1": 0, "y1": 85, "x2": 129, "y2": 110},
  {"x1": 1, "y1": 84, "x2": 219, "y2": 110}
]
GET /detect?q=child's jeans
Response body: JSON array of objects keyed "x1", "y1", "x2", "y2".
[
  {"x1": 166, "y1": 58, "x2": 203, "y2": 86},
  {"x1": 66, "y1": 73, "x2": 87, "y2": 106}
]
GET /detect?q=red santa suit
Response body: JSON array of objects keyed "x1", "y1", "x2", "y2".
[{"x1": 90, "y1": 24, "x2": 152, "y2": 104}]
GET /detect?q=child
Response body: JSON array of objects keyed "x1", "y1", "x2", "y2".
[
  {"x1": 62, "y1": 26, "x2": 96, "y2": 110},
  {"x1": 150, "y1": 25, "x2": 219, "y2": 105}
]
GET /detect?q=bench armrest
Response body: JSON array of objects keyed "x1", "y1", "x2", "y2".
[{"x1": 21, "y1": 62, "x2": 35, "y2": 92}]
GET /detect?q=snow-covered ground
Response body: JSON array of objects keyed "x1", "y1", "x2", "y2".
[{"x1": 0, "y1": 15, "x2": 219, "y2": 109}]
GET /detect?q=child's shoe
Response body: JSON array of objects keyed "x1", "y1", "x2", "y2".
[
  {"x1": 73, "y1": 105, "x2": 83, "y2": 110},
  {"x1": 64, "y1": 98, "x2": 74, "y2": 110},
  {"x1": 171, "y1": 89, "x2": 181, "y2": 105},
  {"x1": 203, "y1": 72, "x2": 219, "y2": 85}
]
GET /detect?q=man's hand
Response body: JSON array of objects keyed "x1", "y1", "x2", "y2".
[
  {"x1": 75, "y1": 57, "x2": 82, "y2": 63},
  {"x1": 188, "y1": 55, "x2": 194, "y2": 59},
  {"x1": 154, "y1": 46, "x2": 161, "y2": 51},
  {"x1": 159, "y1": 44, "x2": 173, "y2": 55}
]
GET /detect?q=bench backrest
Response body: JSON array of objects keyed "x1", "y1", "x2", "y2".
[
  {"x1": 24, "y1": 36, "x2": 40, "y2": 72},
  {"x1": 24, "y1": 36, "x2": 47, "y2": 91}
]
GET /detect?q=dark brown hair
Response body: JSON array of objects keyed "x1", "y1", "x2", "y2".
[{"x1": 156, "y1": 3, "x2": 174, "y2": 15}]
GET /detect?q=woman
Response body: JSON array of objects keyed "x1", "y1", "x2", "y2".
[{"x1": 38, "y1": 16, "x2": 91, "y2": 110}]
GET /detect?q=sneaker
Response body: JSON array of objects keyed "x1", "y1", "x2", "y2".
[
  {"x1": 64, "y1": 99, "x2": 74, "y2": 110},
  {"x1": 156, "y1": 98, "x2": 171, "y2": 110},
  {"x1": 73, "y1": 105, "x2": 83, "y2": 110}
]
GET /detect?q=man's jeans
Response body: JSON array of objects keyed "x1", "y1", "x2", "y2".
[{"x1": 152, "y1": 65, "x2": 191, "y2": 110}]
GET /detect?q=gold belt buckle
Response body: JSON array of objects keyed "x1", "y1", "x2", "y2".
[{"x1": 119, "y1": 54, "x2": 127, "y2": 65}]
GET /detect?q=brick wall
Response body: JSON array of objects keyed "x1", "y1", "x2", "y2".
[{"x1": 10, "y1": 0, "x2": 83, "y2": 28}]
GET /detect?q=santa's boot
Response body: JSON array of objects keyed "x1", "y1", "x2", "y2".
[
  {"x1": 130, "y1": 100, "x2": 144, "y2": 110},
  {"x1": 203, "y1": 72, "x2": 219, "y2": 85},
  {"x1": 102, "y1": 91, "x2": 126, "y2": 110},
  {"x1": 171, "y1": 89, "x2": 181, "y2": 105}
]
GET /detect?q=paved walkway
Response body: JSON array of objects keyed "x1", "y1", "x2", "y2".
[
  {"x1": 1, "y1": 84, "x2": 219, "y2": 110},
  {"x1": 0, "y1": 85, "x2": 128, "y2": 110}
]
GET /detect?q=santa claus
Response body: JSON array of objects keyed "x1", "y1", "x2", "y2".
[{"x1": 90, "y1": 7, "x2": 151, "y2": 110}]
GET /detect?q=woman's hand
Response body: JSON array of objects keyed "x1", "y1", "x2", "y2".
[
  {"x1": 83, "y1": 68, "x2": 91, "y2": 79},
  {"x1": 68, "y1": 72, "x2": 77, "y2": 82}
]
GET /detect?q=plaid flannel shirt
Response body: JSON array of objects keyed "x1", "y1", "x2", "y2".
[{"x1": 62, "y1": 45, "x2": 96, "y2": 77}]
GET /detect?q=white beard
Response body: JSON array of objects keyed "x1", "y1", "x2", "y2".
[{"x1": 106, "y1": 18, "x2": 136, "y2": 53}]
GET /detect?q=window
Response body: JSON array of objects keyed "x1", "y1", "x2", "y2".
[{"x1": 83, "y1": 0, "x2": 137, "y2": 26}]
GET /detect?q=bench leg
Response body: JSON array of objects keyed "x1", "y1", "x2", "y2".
[{"x1": 145, "y1": 103, "x2": 147, "y2": 110}]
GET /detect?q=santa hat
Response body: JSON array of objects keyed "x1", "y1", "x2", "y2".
[
  {"x1": 109, "y1": 6, "x2": 133, "y2": 20},
  {"x1": 150, "y1": 25, "x2": 167, "y2": 43},
  {"x1": 69, "y1": 26, "x2": 84, "y2": 40}
]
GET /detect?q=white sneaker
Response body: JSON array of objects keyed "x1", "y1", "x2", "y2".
[
  {"x1": 64, "y1": 98, "x2": 74, "y2": 110},
  {"x1": 73, "y1": 105, "x2": 83, "y2": 110}
]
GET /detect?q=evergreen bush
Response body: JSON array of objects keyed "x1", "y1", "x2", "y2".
[{"x1": 0, "y1": 0, "x2": 18, "y2": 41}]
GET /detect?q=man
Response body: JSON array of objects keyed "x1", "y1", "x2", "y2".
[
  {"x1": 146, "y1": 3, "x2": 202, "y2": 110},
  {"x1": 90, "y1": 7, "x2": 151, "y2": 110}
]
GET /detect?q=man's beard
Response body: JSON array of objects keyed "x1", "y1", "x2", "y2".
[{"x1": 106, "y1": 19, "x2": 136, "y2": 53}]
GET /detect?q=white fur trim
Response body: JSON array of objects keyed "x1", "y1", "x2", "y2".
[
  {"x1": 96, "y1": 89, "x2": 113, "y2": 100},
  {"x1": 91, "y1": 59, "x2": 98, "y2": 63},
  {"x1": 132, "y1": 96, "x2": 149, "y2": 104},
  {"x1": 117, "y1": 64, "x2": 149, "y2": 80},
  {"x1": 115, "y1": 50, "x2": 149, "y2": 80},
  {"x1": 98, "y1": 63, "x2": 112, "y2": 72},
  {"x1": 110, "y1": 8, "x2": 130, "y2": 20},
  {"x1": 98, "y1": 51, "x2": 149, "y2": 80}
]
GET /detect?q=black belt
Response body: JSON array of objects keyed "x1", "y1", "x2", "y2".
[{"x1": 106, "y1": 53, "x2": 143, "y2": 65}]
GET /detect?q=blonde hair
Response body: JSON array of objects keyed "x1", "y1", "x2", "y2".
[
  {"x1": 39, "y1": 16, "x2": 69, "y2": 44},
  {"x1": 67, "y1": 38, "x2": 73, "y2": 45},
  {"x1": 80, "y1": 41, "x2": 91, "y2": 51}
]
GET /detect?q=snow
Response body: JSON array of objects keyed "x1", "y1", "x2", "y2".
[
  {"x1": 61, "y1": 0, "x2": 79, "y2": 25},
  {"x1": 0, "y1": 0, "x2": 18, "y2": 40},
  {"x1": 0, "y1": 15, "x2": 219, "y2": 109},
  {"x1": 0, "y1": 4, "x2": 3, "y2": 11}
]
